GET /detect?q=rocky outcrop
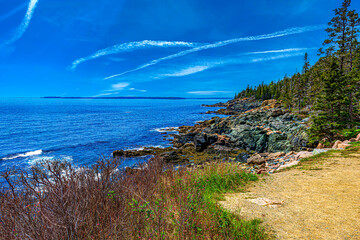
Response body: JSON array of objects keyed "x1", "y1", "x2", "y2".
[
  {"x1": 202, "y1": 97, "x2": 262, "y2": 115},
  {"x1": 114, "y1": 98, "x2": 311, "y2": 165},
  {"x1": 173, "y1": 99, "x2": 309, "y2": 154}
]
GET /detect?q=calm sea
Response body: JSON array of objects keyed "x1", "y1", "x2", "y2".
[{"x1": 0, "y1": 98, "x2": 223, "y2": 170}]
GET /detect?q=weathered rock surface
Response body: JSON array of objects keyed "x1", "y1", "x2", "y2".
[
  {"x1": 356, "y1": 133, "x2": 360, "y2": 141},
  {"x1": 173, "y1": 99, "x2": 309, "y2": 154},
  {"x1": 247, "y1": 154, "x2": 266, "y2": 165},
  {"x1": 332, "y1": 140, "x2": 351, "y2": 149},
  {"x1": 114, "y1": 98, "x2": 311, "y2": 165}
]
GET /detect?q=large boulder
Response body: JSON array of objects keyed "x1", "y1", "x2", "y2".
[
  {"x1": 332, "y1": 140, "x2": 342, "y2": 149},
  {"x1": 247, "y1": 154, "x2": 266, "y2": 165},
  {"x1": 294, "y1": 151, "x2": 313, "y2": 160},
  {"x1": 356, "y1": 133, "x2": 360, "y2": 141},
  {"x1": 194, "y1": 133, "x2": 218, "y2": 152}
]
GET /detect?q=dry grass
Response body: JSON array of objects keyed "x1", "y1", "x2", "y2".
[{"x1": 219, "y1": 145, "x2": 360, "y2": 239}]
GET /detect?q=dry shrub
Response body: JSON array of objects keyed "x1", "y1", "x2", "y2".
[{"x1": 0, "y1": 157, "x2": 266, "y2": 240}]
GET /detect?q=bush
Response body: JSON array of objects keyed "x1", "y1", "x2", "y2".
[{"x1": 0, "y1": 157, "x2": 267, "y2": 239}]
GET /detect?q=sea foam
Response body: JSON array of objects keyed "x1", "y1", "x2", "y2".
[
  {"x1": 1, "y1": 150, "x2": 43, "y2": 160},
  {"x1": 152, "y1": 127, "x2": 179, "y2": 133}
]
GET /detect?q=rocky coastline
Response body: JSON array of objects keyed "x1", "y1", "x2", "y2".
[
  {"x1": 113, "y1": 97, "x2": 360, "y2": 174},
  {"x1": 113, "y1": 98, "x2": 311, "y2": 172}
]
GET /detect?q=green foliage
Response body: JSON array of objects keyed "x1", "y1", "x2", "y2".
[
  {"x1": 339, "y1": 128, "x2": 360, "y2": 138},
  {"x1": 235, "y1": 0, "x2": 360, "y2": 142}
]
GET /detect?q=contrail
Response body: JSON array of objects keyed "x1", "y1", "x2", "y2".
[
  {"x1": 71, "y1": 40, "x2": 205, "y2": 70},
  {"x1": 104, "y1": 25, "x2": 324, "y2": 80},
  {"x1": 5, "y1": 0, "x2": 39, "y2": 45}
]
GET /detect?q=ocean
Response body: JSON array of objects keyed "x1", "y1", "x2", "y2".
[{"x1": 0, "y1": 98, "x2": 223, "y2": 171}]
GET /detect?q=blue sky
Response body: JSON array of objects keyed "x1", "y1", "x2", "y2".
[{"x1": 0, "y1": 0, "x2": 359, "y2": 97}]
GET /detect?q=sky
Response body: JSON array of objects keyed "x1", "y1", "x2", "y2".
[{"x1": 0, "y1": 0, "x2": 359, "y2": 98}]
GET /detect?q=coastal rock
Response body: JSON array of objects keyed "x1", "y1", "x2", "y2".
[
  {"x1": 338, "y1": 143, "x2": 351, "y2": 149},
  {"x1": 267, "y1": 133, "x2": 291, "y2": 153},
  {"x1": 194, "y1": 133, "x2": 218, "y2": 152},
  {"x1": 277, "y1": 161, "x2": 300, "y2": 171},
  {"x1": 356, "y1": 133, "x2": 360, "y2": 141},
  {"x1": 331, "y1": 140, "x2": 351, "y2": 149},
  {"x1": 294, "y1": 151, "x2": 312, "y2": 161},
  {"x1": 247, "y1": 154, "x2": 266, "y2": 165},
  {"x1": 267, "y1": 152, "x2": 286, "y2": 159},
  {"x1": 235, "y1": 152, "x2": 250, "y2": 163},
  {"x1": 113, "y1": 98, "x2": 311, "y2": 166},
  {"x1": 332, "y1": 140, "x2": 342, "y2": 149},
  {"x1": 317, "y1": 142, "x2": 325, "y2": 149}
]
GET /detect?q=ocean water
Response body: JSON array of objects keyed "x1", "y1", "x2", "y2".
[{"x1": 0, "y1": 98, "x2": 223, "y2": 171}]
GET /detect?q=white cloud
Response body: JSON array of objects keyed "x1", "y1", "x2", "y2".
[
  {"x1": 251, "y1": 52, "x2": 304, "y2": 62},
  {"x1": 153, "y1": 48, "x2": 310, "y2": 79},
  {"x1": 71, "y1": 40, "x2": 204, "y2": 70},
  {"x1": 110, "y1": 82, "x2": 130, "y2": 91},
  {"x1": 4, "y1": 0, "x2": 39, "y2": 45},
  {"x1": 188, "y1": 91, "x2": 231, "y2": 95},
  {"x1": 243, "y1": 48, "x2": 311, "y2": 55},
  {"x1": 93, "y1": 92, "x2": 119, "y2": 97},
  {"x1": 104, "y1": 25, "x2": 324, "y2": 80},
  {"x1": 160, "y1": 65, "x2": 211, "y2": 77},
  {"x1": 129, "y1": 87, "x2": 147, "y2": 92}
]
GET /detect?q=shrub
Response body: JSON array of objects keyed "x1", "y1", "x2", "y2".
[{"x1": 0, "y1": 157, "x2": 267, "y2": 239}]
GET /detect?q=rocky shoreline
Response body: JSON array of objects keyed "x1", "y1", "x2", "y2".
[
  {"x1": 113, "y1": 97, "x2": 317, "y2": 173},
  {"x1": 113, "y1": 97, "x2": 360, "y2": 174}
]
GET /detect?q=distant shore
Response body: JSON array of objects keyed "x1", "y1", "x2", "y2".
[{"x1": 42, "y1": 96, "x2": 232, "y2": 100}]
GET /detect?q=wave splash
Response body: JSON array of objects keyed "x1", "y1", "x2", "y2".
[
  {"x1": 151, "y1": 127, "x2": 179, "y2": 133},
  {"x1": 1, "y1": 150, "x2": 43, "y2": 160}
]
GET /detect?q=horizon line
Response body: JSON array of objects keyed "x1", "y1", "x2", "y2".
[{"x1": 41, "y1": 96, "x2": 232, "y2": 100}]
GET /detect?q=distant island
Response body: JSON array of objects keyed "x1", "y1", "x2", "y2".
[{"x1": 42, "y1": 96, "x2": 231, "y2": 100}]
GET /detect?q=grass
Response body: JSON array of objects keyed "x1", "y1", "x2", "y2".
[
  {"x1": 279, "y1": 141, "x2": 360, "y2": 172},
  {"x1": 0, "y1": 157, "x2": 268, "y2": 239}
]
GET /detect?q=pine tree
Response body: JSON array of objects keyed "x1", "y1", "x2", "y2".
[{"x1": 322, "y1": 0, "x2": 351, "y2": 71}]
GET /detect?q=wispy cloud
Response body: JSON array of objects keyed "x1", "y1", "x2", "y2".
[
  {"x1": 251, "y1": 52, "x2": 304, "y2": 62},
  {"x1": 104, "y1": 25, "x2": 324, "y2": 80},
  {"x1": 242, "y1": 48, "x2": 312, "y2": 55},
  {"x1": 93, "y1": 92, "x2": 120, "y2": 97},
  {"x1": 109, "y1": 82, "x2": 130, "y2": 91},
  {"x1": 95, "y1": 82, "x2": 147, "y2": 97},
  {"x1": 159, "y1": 65, "x2": 212, "y2": 77},
  {"x1": 129, "y1": 88, "x2": 147, "y2": 92},
  {"x1": 0, "y1": 3, "x2": 28, "y2": 23},
  {"x1": 188, "y1": 91, "x2": 231, "y2": 95},
  {"x1": 4, "y1": 0, "x2": 39, "y2": 45},
  {"x1": 71, "y1": 40, "x2": 204, "y2": 70},
  {"x1": 155, "y1": 48, "x2": 310, "y2": 79}
]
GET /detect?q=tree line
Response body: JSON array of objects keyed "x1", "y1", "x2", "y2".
[{"x1": 235, "y1": 0, "x2": 360, "y2": 142}]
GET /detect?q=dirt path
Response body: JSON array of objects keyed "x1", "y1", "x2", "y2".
[{"x1": 219, "y1": 147, "x2": 360, "y2": 239}]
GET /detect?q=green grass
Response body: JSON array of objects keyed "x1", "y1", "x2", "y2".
[
  {"x1": 280, "y1": 141, "x2": 360, "y2": 172},
  {"x1": 190, "y1": 163, "x2": 267, "y2": 239},
  {"x1": 166, "y1": 163, "x2": 269, "y2": 239}
]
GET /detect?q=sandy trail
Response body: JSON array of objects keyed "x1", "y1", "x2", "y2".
[{"x1": 219, "y1": 148, "x2": 360, "y2": 239}]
